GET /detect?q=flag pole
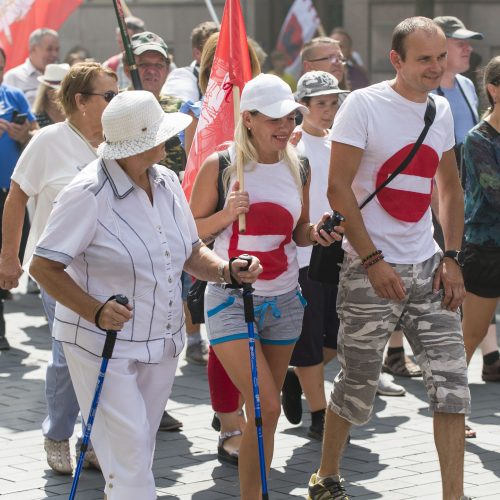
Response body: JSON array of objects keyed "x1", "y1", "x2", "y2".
[
  {"x1": 204, "y1": 0, "x2": 220, "y2": 25},
  {"x1": 234, "y1": 86, "x2": 246, "y2": 233},
  {"x1": 112, "y1": 0, "x2": 142, "y2": 90},
  {"x1": 317, "y1": 22, "x2": 327, "y2": 37}
]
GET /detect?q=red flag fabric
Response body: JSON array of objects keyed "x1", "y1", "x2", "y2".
[
  {"x1": 275, "y1": 0, "x2": 321, "y2": 77},
  {"x1": 0, "y1": 0, "x2": 83, "y2": 71},
  {"x1": 181, "y1": 0, "x2": 252, "y2": 201}
]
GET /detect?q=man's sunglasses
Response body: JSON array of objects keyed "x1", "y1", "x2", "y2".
[{"x1": 80, "y1": 91, "x2": 118, "y2": 103}]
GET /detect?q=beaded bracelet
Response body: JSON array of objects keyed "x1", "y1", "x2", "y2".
[
  {"x1": 363, "y1": 254, "x2": 385, "y2": 269},
  {"x1": 361, "y1": 249, "x2": 382, "y2": 264}
]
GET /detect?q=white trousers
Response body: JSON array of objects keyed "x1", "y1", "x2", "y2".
[{"x1": 64, "y1": 340, "x2": 179, "y2": 500}]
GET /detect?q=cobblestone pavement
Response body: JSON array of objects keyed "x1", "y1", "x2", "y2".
[{"x1": 1, "y1": 292, "x2": 500, "y2": 499}]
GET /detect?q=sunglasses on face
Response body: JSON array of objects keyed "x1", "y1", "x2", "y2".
[
  {"x1": 308, "y1": 55, "x2": 347, "y2": 65},
  {"x1": 80, "y1": 90, "x2": 118, "y2": 103}
]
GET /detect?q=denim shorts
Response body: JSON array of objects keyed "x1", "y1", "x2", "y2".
[{"x1": 204, "y1": 283, "x2": 306, "y2": 346}]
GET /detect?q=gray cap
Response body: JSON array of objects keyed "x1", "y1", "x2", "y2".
[
  {"x1": 296, "y1": 71, "x2": 349, "y2": 100},
  {"x1": 433, "y1": 16, "x2": 483, "y2": 40}
]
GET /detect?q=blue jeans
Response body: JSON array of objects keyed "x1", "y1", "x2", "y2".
[{"x1": 40, "y1": 287, "x2": 81, "y2": 441}]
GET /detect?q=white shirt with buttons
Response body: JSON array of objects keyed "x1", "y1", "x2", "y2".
[{"x1": 35, "y1": 158, "x2": 200, "y2": 363}]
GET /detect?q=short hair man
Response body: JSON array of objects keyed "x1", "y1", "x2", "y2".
[
  {"x1": 301, "y1": 37, "x2": 346, "y2": 86},
  {"x1": 433, "y1": 16, "x2": 483, "y2": 163},
  {"x1": 4, "y1": 28, "x2": 59, "y2": 106},
  {"x1": 307, "y1": 17, "x2": 470, "y2": 500},
  {"x1": 162, "y1": 21, "x2": 219, "y2": 102},
  {"x1": 103, "y1": 16, "x2": 145, "y2": 90}
]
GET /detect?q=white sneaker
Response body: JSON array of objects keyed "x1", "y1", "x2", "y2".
[
  {"x1": 75, "y1": 441, "x2": 101, "y2": 470},
  {"x1": 44, "y1": 437, "x2": 73, "y2": 475},
  {"x1": 376, "y1": 373, "x2": 406, "y2": 396}
]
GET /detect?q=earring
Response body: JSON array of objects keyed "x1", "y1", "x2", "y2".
[
  {"x1": 247, "y1": 127, "x2": 251, "y2": 131},
  {"x1": 83, "y1": 111, "x2": 86, "y2": 117}
]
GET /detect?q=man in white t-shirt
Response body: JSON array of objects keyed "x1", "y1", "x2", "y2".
[{"x1": 308, "y1": 17, "x2": 471, "y2": 500}]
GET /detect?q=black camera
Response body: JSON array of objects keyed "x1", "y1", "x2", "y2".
[{"x1": 319, "y1": 210, "x2": 345, "y2": 236}]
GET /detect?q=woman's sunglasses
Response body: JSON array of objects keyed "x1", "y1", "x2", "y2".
[{"x1": 80, "y1": 90, "x2": 118, "y2": 103}]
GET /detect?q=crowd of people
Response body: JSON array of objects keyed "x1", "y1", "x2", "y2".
[{"x1": 0, "y1": 11, "x2": 498, "y2": 500}]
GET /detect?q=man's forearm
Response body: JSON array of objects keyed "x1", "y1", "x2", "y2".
[{"x1": 438, "y1": 187, "x2": 464, "y2": 251}]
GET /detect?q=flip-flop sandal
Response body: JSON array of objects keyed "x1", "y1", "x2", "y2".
[{"x1": 465, "y1": 424, "x2": 476, "y2": 439}]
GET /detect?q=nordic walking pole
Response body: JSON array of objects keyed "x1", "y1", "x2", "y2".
[
  {"x1": 69, "y1": 294, "x2": 129, "y2": 500},
  {"x1": 239, "y1": 254, "x2": 269, "y2": 499}
]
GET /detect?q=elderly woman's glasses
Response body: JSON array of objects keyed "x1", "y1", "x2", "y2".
[
  {"x1": 308, "y1": 55, "x2": 347, "y2": 65},
  {"x1": 80, "y1": 91, "x2": 117, "y2": 103}
]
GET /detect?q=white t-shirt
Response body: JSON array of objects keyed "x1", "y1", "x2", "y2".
[
  {"x1": 213, "y1": 160, "x2": 302, "y2": 296},
  {"x1": 162, "y1": 62, "x2": 200, "y2": 103},
  {"x1": 329, "y1": 80, "x2": 455, "y2": 264},
  {"x1": 11, "y1": 121, "x2": 97, "y2": 269},
  {"x1": 35, "y1": 160, "x2": 199, "y2": 363},
  {"x1": 295, "y1": 129, "x2": 332, "y2": 268}
]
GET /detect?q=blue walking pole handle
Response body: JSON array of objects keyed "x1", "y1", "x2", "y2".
[
  {"x1": 239, "y1": 254, "x2": 269, "y2": 499},
  {"x1": 69, "y1": 294, "x2": 128, "y2": 500}
]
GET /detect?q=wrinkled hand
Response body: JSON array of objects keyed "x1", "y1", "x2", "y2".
[
  {"x1": 224, "y1": 181, "x2": 249, "y2": 222},
  {"x1": 366, "y1": 260, "x2": 406, "y2": 301},
  {"x1": 0, "y1": 254, "x2": 23, "y2": 290},
  {"x1": 432, "y1": 259, "x2": 465, "y2": 311},
  {"x1": 311, "y1": 212, "x2": 344, "y2": 247},
  {"x1": 229, "y1": 256, "x2": 262, "y2": 285},
  {"x1": 289, "y1": 130, "x2": 302, "y2": 146},
  {"x1": 97, "y1": 299, "x2": 133, "y2": 331},
  {"x1": 7, "y1": 120, "x2": 30, "y2": 144}
]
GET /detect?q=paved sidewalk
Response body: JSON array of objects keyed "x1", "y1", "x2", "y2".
[{"x1": 1, "y1": 292, "x2": 500, "y2": 499}]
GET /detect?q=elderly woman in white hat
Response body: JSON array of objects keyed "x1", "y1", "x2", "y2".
[
  {"x1": 189, "y1": 73, "x2": 342, "y2": 499},
  {"x1": 33, "y1": 63, "x2": 70, "y2": 127},
  {"x1": 29, "y1": 90, "x2": 262, "y2": 500}
]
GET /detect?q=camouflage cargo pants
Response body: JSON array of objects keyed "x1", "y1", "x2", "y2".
[{"x1": 330, "y1": 252, "x2": 471, "y2": 425}]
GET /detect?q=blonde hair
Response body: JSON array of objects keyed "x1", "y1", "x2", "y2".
[{"x1": 222, "y1": 113, "x2": 305, "y2": 199}]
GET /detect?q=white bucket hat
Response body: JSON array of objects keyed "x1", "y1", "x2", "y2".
[
  {"x1": 240, "y1": 73, "x2": 308, "y2": 118},
  {"x1": 97, "y1": 91, "x2": 192, "y2": 160},
  {"x1": 37, "y1": 63, "x2": 70, "y2": 89}
]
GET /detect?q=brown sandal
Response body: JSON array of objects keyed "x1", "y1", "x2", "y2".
[
  {"x1": 465, "y1": 424, "x2": 476, "y2": 439},
  {"x1": 383, "y1": 352, "x2": 422, "y2": 377}
]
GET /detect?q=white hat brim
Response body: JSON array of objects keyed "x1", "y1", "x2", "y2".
[
  {"x1": 255, "y1": 99, "x2": 309, "y2": 119},
  {"x1": 298, "y1": 88, "x2": 350, "y2": 99},
  {"x1": 36, "y1": 76, "x2": 61, "y2": 89},
  {"x1": 97, "y1": 112, "x2": 192, "y2": 160}
]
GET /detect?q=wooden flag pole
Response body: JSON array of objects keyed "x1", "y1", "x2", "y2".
[
  {"x1": 317, "y1": 22, "x2": 327, "y2": 37},
  {"x1": 233, "y1": 85, "x2": 246, "y2": 233}
]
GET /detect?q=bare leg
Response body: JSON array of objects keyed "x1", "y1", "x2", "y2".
[
  {"x1": 387, "y1": 330, "x2": 404, "y2": 348},
  {"x1": 317, "y1": 408, "x2": 351, "y2": 477},
  {"x1": 434, "y1": 412, "x2": 465, "y2": 499},
  {"x1": 295, "y1": 364, "x2": 326, "y2": 412},
  {"x1": 462, "y1": 293, "x2": 498, "y2": 364},
  {"x1": 480, "y1": 325, "x2": 499, "y2": 356}
]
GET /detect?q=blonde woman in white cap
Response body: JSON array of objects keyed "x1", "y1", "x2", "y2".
[
  {"x1": 29, "y1": 90, "x2": 262, "y2": 500},
  {"x1": 33, "y1": 63, "x2": 70, "y2": 127},
  {"x1": 190, "y1": 73, "x2": 343, "y2": 499}
]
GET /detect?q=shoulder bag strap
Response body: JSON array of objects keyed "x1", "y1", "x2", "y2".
[
  {"x1": 216, "y1": 150, "x2": 231, "y2": 212},
  {"x1": 359, "y1": 95, "x2": 436, "y2": 210}
]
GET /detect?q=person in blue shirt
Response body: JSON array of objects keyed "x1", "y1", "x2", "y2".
[{"x1": 0, "y1": 46, "x2": 37, "y2": 350}]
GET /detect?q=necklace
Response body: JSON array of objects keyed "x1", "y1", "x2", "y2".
[{"x1": 66, "y1": 119, "x2": 99, "y2": 157}]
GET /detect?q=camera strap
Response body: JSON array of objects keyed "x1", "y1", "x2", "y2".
[{"x1": 359, "y1": 95, "x2": 436, "y2": 210}]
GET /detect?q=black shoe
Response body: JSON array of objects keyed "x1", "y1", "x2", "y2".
[
  {"x1": 211, "y1": 413, "x2": 221, "y2": 432},
  {"x1": 217, "y1": 430, "x2": 241, "y2": 466},
  {"x1": 0, "y1": 336, "x2": 10, "y2": 351},
  {"x1": 158, "y1": 411, "x2": 183, "y2": 431},
  {"x1": 282, "y1": 367, "x2": 302, "y2": 424}
]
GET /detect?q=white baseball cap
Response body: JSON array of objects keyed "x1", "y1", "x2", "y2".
[
  {"x1": 240, "y1": 73, "x2": 308, "y2": 118},
  {"x1": 97, "y1": 91, "x2": 192, "y2": 160}
]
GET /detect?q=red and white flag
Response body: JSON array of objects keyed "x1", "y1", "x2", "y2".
[
  {"x1": 181, "y1": 0, "x2": 252, "y2": 202},
  {"x1": 275, "y1": 0, "x2": 321, "y2": 77},
  {"x1": 0, "y1": 0, "x2": 83, "y2": 70}
]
